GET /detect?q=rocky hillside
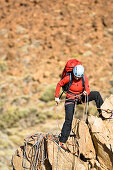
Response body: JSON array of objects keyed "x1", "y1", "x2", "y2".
[
  {"x1": 0, "y1": 0, "x2": 113, "y2": 169},
  {"x1": 0, "y1": 0, "x2": 113, "y2": 103}
]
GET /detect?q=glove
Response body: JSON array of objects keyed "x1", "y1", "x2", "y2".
[
  {"x1": 83, "y1": 91, "x2": 87, "y2": 96},
  {"x1": 55, "y1": 97, "x2": 60, "y2": 105}
]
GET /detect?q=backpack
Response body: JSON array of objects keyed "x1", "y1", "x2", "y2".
[{"x1": 59, "y1": 59, "x2": 85, "y2": 98}]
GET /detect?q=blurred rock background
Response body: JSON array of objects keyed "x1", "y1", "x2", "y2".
[{"x1": 0, "y1": 0, "x2": 113, "y2": 169}]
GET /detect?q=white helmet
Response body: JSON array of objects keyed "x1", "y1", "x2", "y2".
[{"x1": 73, "y1": 65, "x2": 84, "y2": 78}]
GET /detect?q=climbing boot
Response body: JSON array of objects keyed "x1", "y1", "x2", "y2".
[
  {"x1": 53, "y1": 139, "x2": 70, "y2": 152},
  {"x1": 59, "y1": 142, "x2": 68, "y2": 151},
  {"x1": 98, "y1": 113, "x2": 105, "y2": 120}
]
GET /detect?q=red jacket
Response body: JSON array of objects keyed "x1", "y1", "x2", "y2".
[{"x1": 55, "y1": 75, "x2": 90, "y2": 98}]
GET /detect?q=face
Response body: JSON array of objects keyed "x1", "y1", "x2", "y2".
[{"x1": 74, "y1": 75, "x2": 81, "y2": 80}]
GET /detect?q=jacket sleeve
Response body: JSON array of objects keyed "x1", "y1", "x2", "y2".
[
  {"x1": 55, "y1": 76, "x2": 70, "y2": 97},
  {"x1": 84, "y1": 76, "x2": 90, "y2": 95}
]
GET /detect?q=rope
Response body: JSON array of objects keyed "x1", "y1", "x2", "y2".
[
  {"x1": 72, "y1": 135, "x2": 76, "y2": 170},
  {"x1": 22, "y1": 141, "x2": 29, "y2": 169},
  {"x1": 22, "y1": 133, "x2": 62, "y2": 169},
  {"x1": 56, "y1": 147, "x2": 60, "y2": 170},
  {"x1": 75, "y1": 94, "x2": 89, "y2": 170},
  {"x1": 55, "y1": 103, "x2": 62, "y2": 134},
  {"x1": 22, "y1": 133, "x2": 46, "y2": 169},
  {"x1": 41, "y1": 139, "x2": 45, "y2": 170},
  {"x1": 52, "y1": 142, "x2": 55, "y2": 170},
  {"x1": 55, "y1": 104, "x2": 59, "y2": 136}
]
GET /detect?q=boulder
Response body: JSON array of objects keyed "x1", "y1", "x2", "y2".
[{"x1": 88, "y1": 115, "x2": 113, "y2": 170}]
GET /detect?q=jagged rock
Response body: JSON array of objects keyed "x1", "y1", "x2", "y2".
[
  {"x1": 47, "y1": 140, "x2": 89, "y2": 170},
  {"x1": 11, "y1": 94, "x2": 113, "y2": 170},
  {"x1": 101, "y1": 94, "x2": 113, "y2": 119},
  {"x1": 77, "y1": 120, "x2": 96, "y2": 160},
  {"x1": 12, "y1": 146, "x2": 30, "y2": 170},
  {"x1": 11, "y1": 121, "x2": 97, "y2": 170},
  {"x1": 12, "y1": 112, "x2": 113, "y2": 170},
  {"x1": 88, "y1": 115, "x2": 113, "y2": 170}
]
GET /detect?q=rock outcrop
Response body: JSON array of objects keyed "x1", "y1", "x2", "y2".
[
  {"x1": 88, "y1": 116, "x2": 113, "y2": 170},
  {"x1": 12, "y1": 95, "x2": 113, "y2": 170},
  {"x1": 101, "y1": 94, "x2": 113, "y2": 119},
  {"x1": 88, "y1": 95, "x2": 113, "y2": 170}
]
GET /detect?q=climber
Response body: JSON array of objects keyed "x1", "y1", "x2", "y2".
[{"x1": 54, "y1": 64, "x2": 104, "y2": 150}]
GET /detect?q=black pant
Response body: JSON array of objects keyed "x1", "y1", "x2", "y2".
[{"x1": 59, "y1": 91, "x2": 103, "y2": 143}]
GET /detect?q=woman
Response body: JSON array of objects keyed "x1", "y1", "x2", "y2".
[{"x1": 55, "y1": 65, "x2": 103, "y2": 150}]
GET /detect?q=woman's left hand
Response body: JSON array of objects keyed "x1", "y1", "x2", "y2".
[{"x1": 83, "y1": 91, "x2": 87, "y2": 96}]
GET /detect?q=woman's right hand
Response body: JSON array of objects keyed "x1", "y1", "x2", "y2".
[{"x1": 55, "y1": 97, "x2": 60, "y2": 105}]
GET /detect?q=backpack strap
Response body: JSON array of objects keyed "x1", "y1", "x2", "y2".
[
  {"x1": 59, "y1": 73, "x2": 73, "y2": 99},
  {"x1": 69, "y1": 73, "x2": 72, "y2": 86},
  {"x1": 82, "y1": 75, "x2": 85, "y2": 91}
]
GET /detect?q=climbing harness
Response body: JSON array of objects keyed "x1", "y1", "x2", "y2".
[{"x1": 60, "y1": 93, "x2": 83, "y2": 103}]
